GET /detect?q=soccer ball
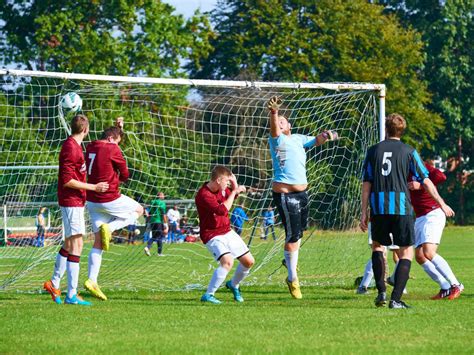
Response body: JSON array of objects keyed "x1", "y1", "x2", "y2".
[
  {"x1": 134, "y1": 229, "x2": 141, "y2": 236},
  {"x1": 60, "y1": 92, "x2": 82, "y2": 113}
]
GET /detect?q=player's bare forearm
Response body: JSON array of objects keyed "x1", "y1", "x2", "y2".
[
  {"x1": 361, "y1": 182, "x2": 371, "y2": 212},
  {"x1": 423, "y1": 178, "x2": 445, "y2": 205},
  {"x1": 360, "y1": 181, "x2": 371, "y2": 231},
  {"x1": 223, "y1": 190, "x2": 239, "y2": 211},
  {"x1": 423, "y1": 178, "x2": 455, "y2": 217},
  {"x1": 315, "y1": 130, "x2": 339, "y2": 146},
  {"x1": 64, "y1": 179, "x2": 109, "y2": 192}
]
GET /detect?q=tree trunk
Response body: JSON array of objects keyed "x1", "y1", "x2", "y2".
[{"x1": 458, "y1": 135, "x2": 465, "y2": 225}]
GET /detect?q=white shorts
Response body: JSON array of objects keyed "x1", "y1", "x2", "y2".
[
  {"x1": 86, "y1": 195, "x2": 141, "y2": 233},
  {"x1": 206, "y1": 230, "x2": 250, "y2": 261},
  {"x1": 415, "y1": 208, "x2": 446, "y2": 248},
  {"x1": 60, "y1": 206, "x2": 86, "y2": 238}
]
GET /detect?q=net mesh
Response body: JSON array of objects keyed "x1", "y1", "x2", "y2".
[{"x1": 0, "y1": 73, "x2": 379, "y2": 292}]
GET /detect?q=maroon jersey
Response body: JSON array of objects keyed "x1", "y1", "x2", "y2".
[
  {"x1": 85, "y1": 140, "x2": 129, "y2": 203},
  {"x1": 58, "y1": 137, "x2": 87, "y2": 207},
  {"x1": 195, "y1": 183, "x2": 231, "y2": 244},
  {"x1": 410, "y1": 163, "x2": 447, "y2": 217}
]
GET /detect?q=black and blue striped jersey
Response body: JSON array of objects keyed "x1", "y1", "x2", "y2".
[{"x1": 362, "y1": 139, "x2": 428, "y2": 216}]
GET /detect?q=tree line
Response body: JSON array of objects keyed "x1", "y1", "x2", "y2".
[{"x1": 0, "y1": 0, "x2": 472, "y2": 223}]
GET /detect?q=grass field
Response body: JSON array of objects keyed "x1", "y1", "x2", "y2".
[{"x1": 0, "y1": 226, "x2": 473, "y2": 354}]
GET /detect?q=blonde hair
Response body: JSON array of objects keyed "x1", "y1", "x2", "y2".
[{"x1": 386, "y1": 113, "x2": 406, "y2": 138}]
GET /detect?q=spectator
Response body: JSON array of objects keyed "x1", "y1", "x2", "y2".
[
  {"x1": 262, "y1": 206, "x2": 276, "y2": 241},
  {"x1": 166, "y1": 205, "x2": 181, "y2": 243},
  {"x1": 230, "y1": 202, "x2": 249, "y2": 236},
  {"x1": 127, "y1": 220, "x2": 137, "y2": 245},
  {"x1": 144, "y1": 192, "x2": 168, "y2": 256},
  {"x1": 143, "y1": 207, "x2": 151, "y2": 243},
  {"x1": 36, "y1": 207, "x2": 47, "y2": 247}
]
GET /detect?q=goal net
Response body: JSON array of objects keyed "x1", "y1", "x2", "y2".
[{"x1": 0, "y1": 70, "x2": 383, "y2": 292}]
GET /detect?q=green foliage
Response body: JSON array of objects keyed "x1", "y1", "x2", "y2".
[
  {"x1": 190, "y1": 0, "x2": 442, "y2": 148},
  {"x1": 0, "y1": 0, "x2": 213, "y2": 77},
  {"x1": 383, "y1": 0, "x2": 473, "y2": 224}
]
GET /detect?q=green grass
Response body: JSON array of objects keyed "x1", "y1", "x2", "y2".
[{"x1": 0, "y1": 226, "x2": 473, "y2": 354}]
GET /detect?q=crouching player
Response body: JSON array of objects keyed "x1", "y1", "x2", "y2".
[
  {"x1": 84, "y1": 118, "x2": 143, "y2": 300},
  {"x1": 409, "y1": 160, "x2": 463, "y2": 300},
  {"x1": 195, "y1": 166, "x2": 255, "y2": 304},
  {"x1": 44, "y1": 114, "x2": 109, "y2": 306}
]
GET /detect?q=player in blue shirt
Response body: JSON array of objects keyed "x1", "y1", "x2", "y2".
[
  {"x1": 267, "y1": 96, "x2": 338, "y2": 299},
  {"x1": 261, "y1": 206, "x2": 276, "y2": 241},
  {"x1": 361, "y1": 113, "x2": 454, "y2": 309},
  {"x1": 231, "y1": 203, "x2": 249, "y2": 236}
]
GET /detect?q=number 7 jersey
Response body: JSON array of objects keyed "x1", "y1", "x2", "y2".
[
  {"x1": 362, "y1": 138, "x2": 428, "y2": 216},
  {"x1": 85, "y1": 140, "x2": 129, "y2": 203}
]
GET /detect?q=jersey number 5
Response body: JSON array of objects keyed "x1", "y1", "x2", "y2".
[
  {"x1": 381, "y1": 152, "x2": 392, "y2": 176},
  {"x1": 88, "y1": 153, "x2": 96, "y2": 175}
]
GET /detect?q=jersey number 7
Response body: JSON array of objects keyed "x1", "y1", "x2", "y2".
[{"x1": 88, "y1": 153, "x2": 96, "y2": 175}]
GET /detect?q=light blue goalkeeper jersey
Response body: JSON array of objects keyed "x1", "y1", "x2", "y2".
[{"x1": 269, "y1": 133, "x2": 316, "y2": 185}]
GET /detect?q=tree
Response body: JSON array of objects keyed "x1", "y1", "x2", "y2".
[
  {"x1": 0, "y1": 0, "x2": 213, "y2": 77},
  {"x1": 190, "y1": 0, "x2": 443, "y2": 148},
  {"x1": 383, "y1": 0, "x2": 473, "y2": 224}
]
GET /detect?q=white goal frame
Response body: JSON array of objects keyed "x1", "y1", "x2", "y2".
[{"x1": 0, "y1": 68, "x2": 386, "y2": 139}]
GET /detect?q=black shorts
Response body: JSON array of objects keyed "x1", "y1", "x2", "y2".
[
  {"x1": 371, "y1": 215, "x2": 415, "y2": 247},
  {"x1": 150, "y1": 223, "x2": 164, "y2": 238},
  {"x1": 273, "y1": 190, "x2": 309, "y2": 243}
]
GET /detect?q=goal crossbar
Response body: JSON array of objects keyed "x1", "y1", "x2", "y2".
[{"x1": 0, "y1": 69, "x2": 386, "y2": 93}]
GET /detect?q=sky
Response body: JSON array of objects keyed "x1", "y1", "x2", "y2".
[{"x1": 162, "y1": 0, "x2": 218, "y2": 18}]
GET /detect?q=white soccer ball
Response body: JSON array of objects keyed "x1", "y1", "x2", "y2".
[
  {"x1": 60, "y1": 92, "x2": 82, "y2": 113},
  {"x1": 134, "y1": 228, "x2": 141, "y2": 236}
]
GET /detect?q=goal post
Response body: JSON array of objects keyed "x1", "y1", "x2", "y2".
[{"x1": 0, "y1": 69, "x2": 385, "y2": 292}]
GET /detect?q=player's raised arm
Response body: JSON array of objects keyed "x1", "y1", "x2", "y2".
[
  {"x1": 115, "y1": 116, "x2": 124, "y2": 130},
  {"x1": 267, "y1": 96, "x2": 282, "y2": 138}
]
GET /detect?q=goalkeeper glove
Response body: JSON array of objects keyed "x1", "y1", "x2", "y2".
[
  {"x1": 267, "y1": 96, "x2": 282, "y2": 113},
  {"x1": 322, "y1": 130, "x2": 339, "y2": 141}
]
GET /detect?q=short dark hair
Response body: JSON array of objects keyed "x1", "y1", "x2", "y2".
[
  {"x1": 210, "y1": 165, "x2": 232, "y2": 181},
  {"x1": 386, "y1": 113, "x2": 406, "y2": 138},
  {"x1": 101, "y1": 126, "x2": 123, "y2": 140},
  {"x1": 70, "y1": 114, "x2": 89, "y2": 134}
]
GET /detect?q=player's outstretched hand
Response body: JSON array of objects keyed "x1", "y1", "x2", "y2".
[
  {"x1": 440, "y1": 203, "x2": 455, "y2": 217},
  {"x1": 95, "y1": 182, "x2": 109, "y2": 193},
  {"x1": 322, "y1": 130, "x2": 339, "y2": 141},
  {"x1": 237, "y1": 185, "x2": 247, "y2": 194},
  {"x1": 267, "y1": 96, "x2": 282, "y2": 112},
  {"x1": 115, "y1": 116, "x2": 124, "y2": 130}
]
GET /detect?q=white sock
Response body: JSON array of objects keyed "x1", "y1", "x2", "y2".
[
  {"x1": 88, "y1": 248, "x2": 103, "y2": 283},
  {"x1": 360, "y1": 259, "x2": 373, "y2": 288},
  {"x1": 231, "y1": 263, "x2": 250, "y2": 288},
  {"x1": 108, "y1": 212, "x2": 139, "y2": 233},
  {"x1": 206, "y1": 265, "x2": 229, "y2": 295},
  {"x1": 51, "y1": 251, "x2": 67, "y2": 289},
  {"x1": 284, "y1": 249, "x2": 299, "y2": 282},
  {"x1": 431, "y1": 254, "x2": 459, "y2": 286},
  {"x1": 67, "y1": 256, "x2": 80, "y2": 298},
  {"x1": 422, "y1": 260, "x2": 451, "y2": 290}
]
